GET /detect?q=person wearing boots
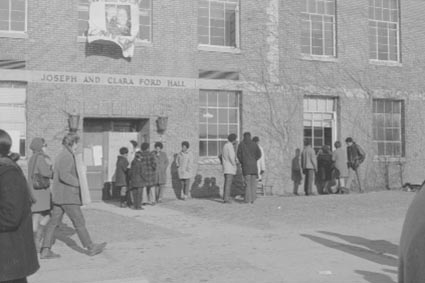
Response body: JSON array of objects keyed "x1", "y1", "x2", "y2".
[
  {"x1": 115, "y1": 147, "x2": 130, "y2": 207},
  {"x1": 27, "y1": 137, "x2": 54, "y2": 252},
  {"x1": 0, "y1": 129, "x2": 39, "y2": 283},
  {"x1": 40, "y1": 133, "x2": 106, "y2": 259}
]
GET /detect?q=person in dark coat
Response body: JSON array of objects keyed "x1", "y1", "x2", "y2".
[
  {"x1": 291, "y1": 148, "x2": 302, "y2": 195},
  {"x1": 115, "y1": 147, "x2": 129, "y2": 207},
  {"x1": 399, "y1": 182, "x2": 425, "y2": 282},
  {"x1": 153, "y1": 142, "x2": 169, "y2": 203},
  {"x1": 345, "y1": 137, "x2": 366, "y2": 193},
  {"x1": 316, "y1": 145, "x2": 333, "y2": 194},
  {"x1": 28, "y1": 137, "x2": 54, "y2": 252},
  {"x1": 40, "y1": 133, "x2": 106, "y2": 259},
  {"x1": 130, "y1": 151, "x2": 144, "y2": 210},
  {"x1": 0, "y1": 129, "x2": 39, "y2": 283},
  {"x1": 236, "y1": 132, "x2": 262, "y2": 204}
]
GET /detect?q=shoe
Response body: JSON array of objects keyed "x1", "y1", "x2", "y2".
[
  {"x1": 87, "y1": 242, "x2": 107, "y2": 257},
  {"x1": 40, "y1": 248, "x2": 61, "y2": 259}
]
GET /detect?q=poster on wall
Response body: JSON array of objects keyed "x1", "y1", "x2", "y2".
[{"x1": 87, "y1": 0, "x2": 140, "y2": 58}]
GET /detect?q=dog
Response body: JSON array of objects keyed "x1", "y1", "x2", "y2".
[{"x1": 402, "y1": 180, "x2": 425, "y2": 192}]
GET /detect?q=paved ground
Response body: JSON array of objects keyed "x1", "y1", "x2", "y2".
[{"x1": 29, "y1": 190, "x2": 413, "y2": 283}]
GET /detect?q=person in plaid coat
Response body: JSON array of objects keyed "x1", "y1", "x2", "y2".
[{"x1": 140, "y1": 142, "x2": 157, "y2": 205}]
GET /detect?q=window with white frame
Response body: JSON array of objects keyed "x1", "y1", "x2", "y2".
[
  {"x1": 199, "y1": 90, "x2": 240, "y2": 157},
  {"x1": 373, "y1": 99, "x2": 404, "y2": 157},
  {"x1": 301, "y1": 0, "x2": 336, "y2": 57},
  {"x1": 78, "y1": 0, "x2": 152, "y2": 41},
  {"x1": 368, "y1": 0, "x2": 399, "y2": 62},
  {"x1": 0, "y1": 0, "x2": 26, "y2": 32},
  {"x1": 198, "y1": 0, "x2": 239, "y2": 47},
  {"x1": 0, "y1": 87, "x2": 26, "y2": 157}
]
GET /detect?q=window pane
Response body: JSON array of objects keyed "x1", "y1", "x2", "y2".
[
  {"x1": 229, "y1": 109, "x2": 238, "y2": 123},
  {"x1": 218, "y1": 109, "x2": 228, "y2": 123},
  {"x1": 207, "y1": 141, "x2": 218, "y2": 156},
  {"x1": 11, "y1": 21, "x2": 24, "y2": 31},
  {"x1": 199, "y1": 123, "x2": 207, "y2": 138},
  {"x1": 12, "y1": 0, "x2": 25, "y2": 11},
  {"x1": 208, "y1": 92, "x2": 218, "y2": 106},
  {"x1": 218, "y1": 124, "x2": 228, "y2": 139},
  {"x1": 208, "y1": 124, "x2": 218, "y2": 138},
  {"x1": 0, "y1": 0, "x2": 9, "y2": 10},
  {"x1": 0, "y1": 20, "x2": 8, "y2": 30},
  {"x1": 199, "y1": 141, "x2": 207, "y2": 156},
  {"x1": 218, "y1": 92, "x2": 228, "y2": 106}
]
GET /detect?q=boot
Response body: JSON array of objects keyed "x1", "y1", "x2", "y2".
[
  {"x1": 119, "y1": 196, "x2": 127, "y2": 208},
  {"x1": 87, "y1": 242, "x2": 107, "y2": 256},
  {"x1": 40, "y1": 247, "x2": 61, "y2": 259}
]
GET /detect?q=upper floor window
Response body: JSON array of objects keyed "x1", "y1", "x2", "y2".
[
  {"x1": 199, "y1": 90, "x2": 240, "y2": 157},
  {"x1": 369, "y1": 0, "x2": 400, "y2": 62},
  {"x1": 0, "y1": 0, "x2": 26, "y2": 32},
  {"x1": 198, "y1": 0, "x2": 239, "y2": 48},
  {"x1": 301, "y1": 0, "x2": 336, "y2": 57},
  {"x1": 372, "y1": 99, "x2": 404, "y2": 157},
  {"x1": 78, "y1": 0, "x2": 152, "y2": 42}
]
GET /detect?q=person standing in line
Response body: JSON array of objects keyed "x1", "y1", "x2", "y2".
[
  {"x1": 0, "y1": 129, "x2": 39, "y2": 283},
  {"x1": 345, "y1": 137, "x2": 366, "y2": 193},
  {"x1": 316, "y1": 145, "x2": 333, "y2": 195},
  {"x1": 252, "y1": 136, "x2": 266, "y2": 182},
  {"x1": 176, "y1": 141, "x2": 194, "y2": 200},
  {"x1": 291, "y1": 148, "x2": 302, "y2": 196},
  {"x1": 332, "y1": 141, "x2": 348, "y2": 194},
  {"x1": 222, "y1": 133, "x2": 238, "y2": 203},
  {"x1": 139, "y1": 143, "x2": 157, "y2": 205},
  {"x1": 40, "y1": 133, "x2": 106, "y2": 259},
  {"x1": 237, "y1": 132, "x2": 262, "y2": 204},
  {"x1": 301, "y1": 140, "x2": 317, "y2": 196},
  {"x1": 153, "y1": 142, "x2": 169, "y2": 203},
  {"x1": 27, "y1": 137, "x2": 54, "y2": 252},
  {"x1": 130, "y1": 151, "x2": 144, "y2": 210},
  {"x1": 115, "y1": 147, "x2": 129, "y2": 208}
]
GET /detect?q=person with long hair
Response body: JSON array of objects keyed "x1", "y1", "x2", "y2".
[
  {"x1": 28, "y1": 137, "x2": 53, "y2": 251},
  {"x1": 0, "y1": 129, "x2": 39, "y2": 283}
]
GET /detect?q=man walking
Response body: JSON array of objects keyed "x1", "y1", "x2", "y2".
[
  {"x1": 345, "y1": 137, "x2": 366, "y2": 193},
  {"x1": 222, "y1": 133, "x2": 237, "y2": 203},
  {"x1": 237, "y1": 132, "x2": 262, "y2": 204},
  {"x1": 301, "y1": 141, "x2": 317, "y2": 196}
]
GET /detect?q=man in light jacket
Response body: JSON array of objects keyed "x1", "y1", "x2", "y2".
[
  {"x1": 253, "y1": 136, "x2": 265, "y2": 182},
  {"x1": 222, "y1": 133, "x2": 237, "y2": 203},
  {"x1": 301, "y1": 140, "x2": 317, "y2": 196}
]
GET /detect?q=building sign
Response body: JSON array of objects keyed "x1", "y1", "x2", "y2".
[
  {"x1": 87, "y1": 0, "x2": 139, "y2": 58},
  {"x1": 32, "y1": 71, "x2": 196, "y2": 89}
]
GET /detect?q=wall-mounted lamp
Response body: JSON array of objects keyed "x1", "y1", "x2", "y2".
[
  {"x1": 67, "y1": 112, "x2": 81, "y2": 133},
  {"x1": 156, "y1": 116, "x2": 168, "y2": 135}
]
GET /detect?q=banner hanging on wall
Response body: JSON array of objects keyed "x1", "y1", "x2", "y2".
[{"x1": 87, "y1": 0, "x2": 140, "y2": 58}]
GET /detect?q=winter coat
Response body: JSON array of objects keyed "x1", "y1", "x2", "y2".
[
  {"x1": 0, "y1": 157, "x2": 39, "y2": 281},
  {"x1": 317, "y1": 152, "x2": 333, "y2": 181},
  {"x1": 177, "y1": 149, "x2": 194, "y2": 179},
  {"x1": 222, "y1": 141, "x2": 237, "y2": 175},
  {"x1": 257, "y1": 145, "x2": 266, "y2": 176},
  {"x1": 236, "y1": 137, "x2": 261, "y2": 176},
  {"x1": 154, "y1": 151, "x2": 169, "y2": 185},
  {"x1": 130, "y1": 152, "x2": 157, "y2": 187},
  {"x1": 347, "y1": 143, "x2": 366, "y2": 170},
  {"x1": 115, "y1": 155, "x2": 129, "y2": 187},
  {"x1": 291, "y1": 156, "x2": 302, "y2": 183},
  {"x1": 399, "y1": 185, "x2": 425, "y2": 282},
  {"x1": 28, "y1": 138, "x2": 53, "y2": 212},
  {"x1": 52, "y1": 146, "x2": 81, "y2": 205},
  {"x1": 332, "y1": 147, "x2": 348, "y2": 178},
  {"x1": 301, "y1": 146, "x2": 317, "y2": 171}
]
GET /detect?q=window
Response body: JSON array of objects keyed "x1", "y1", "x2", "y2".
[
  {"x1": 78, "y1": 0, "x2": 152, "y2": 41},
  {"x1": 373, "y1": 99, "x2": 403, "y2": 157},
  {"x1": 303, "y1": 97, "x2": 336, "y2": 152},
  {"x1": 198, "y1": 0, "x2": 239, "y2": 47},
  {"x1": 0, "y1": 87, "x2": 26, "y2": 157},
  {"x1": 369, "y1": 0, "x2": 399, "y2": 62},
  {"x1": 0, "y1": 0, "x2": 26, "y2": 32},
  {"x1": 301, "y1": 0, "x2": 336, "y2": 57},
  {"x1": 199, "y1": 90, "x2": 240, "y2": 157}
]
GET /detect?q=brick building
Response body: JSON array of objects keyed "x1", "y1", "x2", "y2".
[{"x1": 1, "y1": 0, "x2": 424, "y2": 200}]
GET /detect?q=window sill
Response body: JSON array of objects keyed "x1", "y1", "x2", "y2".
[
  {"x1": 0, "y1": 31, "x2": 28, "y2": 39},
  {"x1": 198, "y1": 44, "x2": 241, "y2": 54},
  {"x1": 300, "y1": 54, "x2": 337, "y2": 62},
  {"x1": 198, "y1": 157, "x2": 221, "y2": 165},
  {"x1": 77, "y1": 36, "x2": 152, "y2": 47},
  {"x1": 369, "y1": 60, "x2": 402, "y2": 67},
  {"x1": 373, "y1": 156, "x2": 406, "y2": 163}
]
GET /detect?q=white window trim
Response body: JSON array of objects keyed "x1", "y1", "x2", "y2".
[
  {"x1": 0, "y1": 0, "x2": 28, "y2": 35},
  {"x1": 198, "y1": 44, "x2": 241, "y2": 54}
]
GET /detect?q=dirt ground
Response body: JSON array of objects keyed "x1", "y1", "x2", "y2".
[{"x1": 29, "y1": 190, "x2": 413, "y2": 283}]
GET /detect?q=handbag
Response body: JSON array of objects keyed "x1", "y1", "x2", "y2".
[{"x1": 32, "y1": 173, "x2": 50, "y2": 190}]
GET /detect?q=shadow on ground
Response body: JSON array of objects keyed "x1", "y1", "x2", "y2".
[
  {"x1": 355, "y1": 270, "x2": 396, "y2": 283},
  {"x1": 300, "y1": 232, "x2": 398, "y2": 267}
]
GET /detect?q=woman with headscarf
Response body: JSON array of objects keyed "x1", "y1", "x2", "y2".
[{"x1": 28, "y1": 137, "x2": 53, "y2": 251}]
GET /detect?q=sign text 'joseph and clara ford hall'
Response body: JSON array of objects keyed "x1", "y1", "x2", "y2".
[{"x1": 35, "y1": 71, "x2": 195, "y2": 89}]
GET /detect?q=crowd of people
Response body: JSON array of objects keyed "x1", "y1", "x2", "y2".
[{"x1": 292, "y1": 137, "x2": 366, "y2": 196}]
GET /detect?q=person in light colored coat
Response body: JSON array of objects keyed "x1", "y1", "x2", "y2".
[
  {"x1": 253, "y1": 136, "x2": 266, "y2": 181},
  {"x1": 301, "y1": 140, "x2": 317, "y2": 196},
  {"x1": 332, "y1": 141, "x2": 348, "y2": 193},
  {"x1": 222, "y1": 134, "x2": 237, "y2": 203},
  {"x1": 176, "y1": 141, "x2": 194, "y2": 200}
]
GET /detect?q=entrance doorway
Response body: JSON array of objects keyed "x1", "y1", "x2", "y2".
[
  {"x1": 82, "y1": 118, "x2": 149, "y2": 201},
  {"x1": 303, "y1": 97, "x2": 337, "y2": 152}
]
